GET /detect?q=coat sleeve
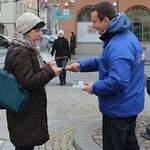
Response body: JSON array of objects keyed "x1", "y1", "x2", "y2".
[
  {"x1": 65, "y1": 39, "x2": 71, "y2": 59},
  {"x1": 9, "y1": 47, "x2": 55, "y2": 91},
  {"x1": 46, "y1": 40, "x2": 51, "y2": 52},
  {"x1": 51, "y1": 39, "x2": 57, "y2": 56}
]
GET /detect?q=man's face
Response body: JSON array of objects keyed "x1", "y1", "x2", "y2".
[{"x1": 91, "y1": 10, "x2": 110, "y2": 34}]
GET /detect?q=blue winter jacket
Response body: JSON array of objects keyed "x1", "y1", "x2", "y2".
[{"x1": 78, "y1": 13, "x2": 145, "y2": 117}]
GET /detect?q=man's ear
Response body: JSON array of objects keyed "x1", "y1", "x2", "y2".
[{"x1": 103, "y1": 17, "x2": 110, "y2": 26}]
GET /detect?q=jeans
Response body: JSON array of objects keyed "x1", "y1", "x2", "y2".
[
  {"x1": 103, "y1": 114, "x2": 140, "y2": 150},
  {"x1": 15, "y1": 147, "x2": 34, "y2": 150},
  {"x1": 56, "y1": 58, "x2": 68, "y2": 84}
]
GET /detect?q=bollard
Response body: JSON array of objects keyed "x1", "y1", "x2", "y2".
[
  {"x1": 141, "y1": 123, "x2": 150, "y2": 140},
  {"x1": 146, "y1": 77, "x2": 150, "y2": 95},
  {"x1": 141, "y1": 77, "x2": 150, "y2": 140},
  {"x1": 146, "y1": 123, "x2": 150, "y2": 136}
]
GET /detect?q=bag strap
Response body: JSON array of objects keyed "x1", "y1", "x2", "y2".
[{"x1": 5, "y1": 46, "x2": 19, "y2": 71}]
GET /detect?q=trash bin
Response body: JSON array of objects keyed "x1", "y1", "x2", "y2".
[{"x1": 146, "y1": 77, "x2": 150, "y2": 95}]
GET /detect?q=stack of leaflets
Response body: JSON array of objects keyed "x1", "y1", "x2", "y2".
[{"x1": 72, "y1": 80, "x2": 86, "y2": 88}]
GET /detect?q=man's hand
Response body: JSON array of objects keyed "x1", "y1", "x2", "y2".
[
  {"x1": 82, "y1": 82, "x2": 94, "y2": 94},
  {"x1": 66, "y1": 63, "x2": 81, "y2": 72}
]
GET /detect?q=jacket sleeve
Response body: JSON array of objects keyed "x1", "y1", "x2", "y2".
[{"x1": 78, "y1": 58, "x2": 99, "y2": 72}]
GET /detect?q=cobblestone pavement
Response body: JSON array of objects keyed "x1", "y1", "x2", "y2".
[
  {"x1": 38, "y1": 67, "x2": 150, "y2": 150},
  {"x1": 0, "y1": 52, "x2": 150, "y2": 150}
]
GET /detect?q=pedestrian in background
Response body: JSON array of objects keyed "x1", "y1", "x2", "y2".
[
  {"x1": 5, "y1": 12, "x2": 62, "y2": 150},
  {"x1": 37, "y1": 32, "x2": 51, "y2": 62},
  {"x1": 51, "y1": 30, "x2": 71, "y2": 86},
  {"x1": 70, "y1": 31, "x2": 76, "y2": 55},
  {"x1": 37, "y1": 32, "x2": 51, "y2": 54},
  {"x1": 67, "y1": 1, "x2": 145, "y2": 150}
]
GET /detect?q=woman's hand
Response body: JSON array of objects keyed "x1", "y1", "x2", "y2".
[
  {"x1": 51, "y1": 66, "x2": 62, "y2": 77},
  {"x1": 44, "y1": 61, "x2": 54, "y2": 68}
]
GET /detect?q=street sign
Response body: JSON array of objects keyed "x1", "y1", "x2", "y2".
[
  {"x1": 55, "y1": 14, "x2": 72, "y2": 20},
  {"x1": 55, "y1": 8, "x2": 72, "y2": 20},
  {"x1": 63, "y1": 9, "x2": 69, "y2": 15}
]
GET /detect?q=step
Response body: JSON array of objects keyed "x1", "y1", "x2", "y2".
[{"x1": 74, "y1": 121, "x2": 102, "y2": 150}]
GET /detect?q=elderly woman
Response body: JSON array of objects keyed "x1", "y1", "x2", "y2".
[
  {"x1": 51, "y1": 30, "x2": 71, "y2": 85},
  {"x1": 5, "y1": 12, "x2": 62, "y2": 150}
]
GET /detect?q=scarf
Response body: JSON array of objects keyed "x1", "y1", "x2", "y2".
[{"x1": 11, "y1": 32, "x2": 44, "y2": 68}]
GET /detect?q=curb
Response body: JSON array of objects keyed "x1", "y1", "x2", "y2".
[
  {"x1": 48, "y1": 116, "x2": 100, "y2": 132},
  {"x1": 74, "y1": 121, "x2": 102, "y2": 150}
]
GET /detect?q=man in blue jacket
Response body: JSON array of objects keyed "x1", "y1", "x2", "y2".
[{"x1": 67, "y1": 1, "x2": 145, "y2": 150}]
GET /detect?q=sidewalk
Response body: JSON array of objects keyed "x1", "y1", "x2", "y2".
[{"x1": 0, "y1": 52, "x2": 150, "y2": 150}]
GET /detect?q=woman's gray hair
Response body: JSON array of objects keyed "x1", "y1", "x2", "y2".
[{"x1": 58, "y1": 30, "x2": 64, "y2": 36}]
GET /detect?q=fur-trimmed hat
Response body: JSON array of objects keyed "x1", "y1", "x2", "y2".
[{"x1": 16, "y1": 12, "x2": 45, "y2": 34}]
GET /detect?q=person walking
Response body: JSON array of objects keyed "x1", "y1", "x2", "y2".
[
  {"x1": 37, "y1": 32, "x2": 51, "y2": 54},
  {"x1": 5, "y1": 12, "x2": 62, "y2": 150},
  {"x1": 51, "y1": 30, "x2": 71, "y2": 86},
  {"x1": 37, "y1": 32, "x2": 51, "y2": 62},
  {"x1": 70, "y1": 31, "x2": 76, "y2": 55},
  {"x1": 67, "y1": 1, "x2": 145, "y2": 150}
]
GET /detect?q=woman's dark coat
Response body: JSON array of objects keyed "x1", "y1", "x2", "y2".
[
  {"x1": 5, "y1": 45, "x2": 55, "y2": 147},
  {"x1": 51, "y1": 37, "x2": 71, "y2": 59},
  {"x1": 70, "y1": 34, "x2": 76, "y2": 49}
]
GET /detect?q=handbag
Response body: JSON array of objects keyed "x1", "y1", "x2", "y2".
[{"x1": 0, "y1": 46, "x2": 29, "y2": 116}]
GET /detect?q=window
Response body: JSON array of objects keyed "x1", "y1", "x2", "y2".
[
  {"x1": 77, "y1": 8, "x2": 91, "y2": 22},
  {"x1": 127, "y1": 7, "x2": 150, "y2": 42},
  {"x1": 77, "y1": 7, "x2": 100, "y2": 42}
]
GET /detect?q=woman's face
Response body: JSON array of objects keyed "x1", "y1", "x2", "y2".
[
  {"x1": 58, "y1": 33, "x2": 64, "y2": 37},
  {"x1": 26, "y1": 28, "x2": 43, "y2": 44}
]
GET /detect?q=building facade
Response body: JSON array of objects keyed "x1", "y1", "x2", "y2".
[
  {"x1": 0, "y1": 0, "x2": 26, "y2": 37},
  {"x1": 0, "y1": 0, "x2": 58, "y2": 37},
  {"x1": 58, "y1": 0, "x2": 150, "y2": 53},
  {"x1": 0, "y1": 0, "x2": 149, "y2": 54},
  {"x1": 0, "y1": 0, "x2": 39, "y2": 37}
]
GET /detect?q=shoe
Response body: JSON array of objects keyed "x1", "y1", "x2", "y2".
[
  {"x1": 59, "y1": 81, "x2": 63, "y2": 86},
  {"x1": 64, "y1": 80, "x2": 66, "y2": 85}
]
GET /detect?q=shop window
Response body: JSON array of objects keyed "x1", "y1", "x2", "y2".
[
  {"x1": 127, "y1": 7, "x2": 150, "y2": 42},
  {"x1": 78, "y1": 8, "x2": 91, "y2": 21},
  {"x1": 77, "y1": 7, "x2": 100, "y2": 42}
]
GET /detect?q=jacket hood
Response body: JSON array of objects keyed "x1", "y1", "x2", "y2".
[{"x1": 102, "y1": 13, "x2": 131, "y2": 34}]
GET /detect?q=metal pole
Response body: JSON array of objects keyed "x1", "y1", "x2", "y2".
[
  {"x1": 117, "y1": 0, "x2": 119, "y2": 12},
  {"x1": 37, "y1": 0, "x2": 39, "y2": 17}
]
